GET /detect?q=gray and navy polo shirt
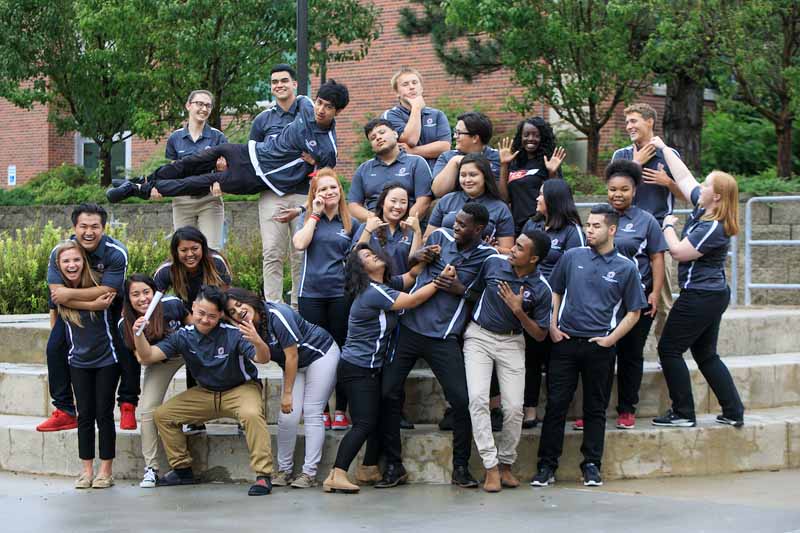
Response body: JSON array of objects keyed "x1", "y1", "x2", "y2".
[
  {"x1": 429, "y1": 190, "x2": 514, "y2": 241},
  {"x1": 65, "y1": 309, "x2": 118, "y2": 369},
  {"x1": 153, "y1": 253, "x2": 232, "y2": 310},
  {"x1": 347, "y1": 151, "x2": 433, "y2": 211},
  {"x1": 341, "y1": 282, "x2": 402, "y2": 369},
  {"x1": 261, "y1": 301, "x2": 335, "y2": 369},
  {"x1": 296, "y1": 213, "x2": 360, "y2": 299},
  {"x1": 165, "y1": 123, "x2": 227, "y2": 161},
  {"x1": 117, "y1": 296, "x2": 187, "y2": 349},
  {"x1": 614, "y1": 205, "x2": 668, "y2": 293},
  {"x1": 382, "y1": 105, "x2": 452, "y2": 168},
  {"x1": 612, "y1": 145, "x2": 682, "y2": 223},
  {"x1": 521, "y1": 219, "x2": 585, "y2": 280},
  {"x1": 433, "y1": 147, "x2": 501, "y2": 183},
  {"x1": 249, "y1": 99, "x2": 309, "y2": 195},
  {"x1": 678, "y1": 186, "x2": 731, "y2": 292},
  {"x1": 351, "y1": 224, "x2": 414, "y2": 276}
]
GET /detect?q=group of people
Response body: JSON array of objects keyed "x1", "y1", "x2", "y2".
[{"x1": 40, "y1": 64, "x2": 744, "y2": 496}]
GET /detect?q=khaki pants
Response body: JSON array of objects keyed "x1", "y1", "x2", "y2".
[
  {"x1": 464, "y1": 322, "x2": 525, "y2": 469},
  {"x1": 154, "y1": 381, "x2": 273, "y2": 476},
  {"x1": 258, "y1": 191, "x2": 305, "y2": 306},
  {"x1": 140, "y1": 357, "x2": 185, "y2": 470},
  {"x1": 172, "y1": 195, "x2": 225, "y2": 250},
  {"x1": 654, "y1": 256, "x2": 675, "y2": 338}
]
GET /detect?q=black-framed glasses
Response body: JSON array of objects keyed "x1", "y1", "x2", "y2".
[
  {"x1": 453, "y1": 129, "x2": 473, "y2": 137},
  {"x1": 190, "y1": 101, "x2": 213, "y2": 110}
]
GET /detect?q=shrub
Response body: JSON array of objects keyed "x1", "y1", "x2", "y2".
[{"x1": 701, "y1": 111, "x2": 779, "y2": 176}]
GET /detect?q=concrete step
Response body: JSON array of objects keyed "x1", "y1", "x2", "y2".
[
  {"x1": 3, "y1": 308, "x2": 800, "y2": 365},
  {"x1": 1, "y1": 406, "x2": 798, "y2": 484},
  {"x1": 3, "y1": 354, "x2": 800, "y2": 424}
]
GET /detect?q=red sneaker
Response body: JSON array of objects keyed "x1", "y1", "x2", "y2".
[
  {"x1": 572, "y1": 418, "x2": 584, "y2": 431},
  {"x1": 36, "y1": 409, "x2": 78, "y2": 432},
  {"x1": 323, "y1": 412, "x2": 332, "y2": 430},
  {"x1": 120, "y1": 402, "x2": 137, "y2": 430},
  {"x1": 332, "y1": 411, "x2": 351, "y2": 430},
  {"x1": 616, "y1": 413, "x2": 636, "y2": 429}
]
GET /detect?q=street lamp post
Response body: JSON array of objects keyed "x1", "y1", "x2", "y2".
[{"x1": 296, "y1": 0, "x2": 309, "y2": 95}]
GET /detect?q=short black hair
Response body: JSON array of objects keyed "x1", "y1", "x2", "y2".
[
  {"x1": 457, "y1": 111, "x2": 493, "y2": 145},
  {"x1": 604, "y1": 159, "x2": 642, "y2": 186},
  {"x1": 363, "y1": 118, "x2": 395, "y2": 139},
  {"x1": 590, "y1": 203, "x2": 620, "y2": 228},
  {"x1": 461, "y1": 202, "x2": 490, "y2": 228},
  {"x1": 270, "y1": 64, "x2": 296, "y2": 80},
  {"x1": 522, "y1": 229, "x2": 552, "y2": 261},
  {"x1": 71, "y1": 203, "x2": 108, "y2": 227},
  {"x1": 317, "y1": 79, "x2": 349, "y2": 110},
  {"x1": 195, "y1": 285, "x2": 226, "y2": 312}
]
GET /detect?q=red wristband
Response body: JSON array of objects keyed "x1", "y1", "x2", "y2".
[{"x1": 309, "y1": 213, "x2": 321, "y2": 222}]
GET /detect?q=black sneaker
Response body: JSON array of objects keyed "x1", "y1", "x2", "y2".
[
  {"x1": 374, "y1": 463, "x2": 408, "y2": 489},
  {"x1": 652, "y1": 410, "x2": 696, "y2": 427},
  {"x1": 530, "y1": 465, "x2": 556, "y2": 487},
  {"x1": 522, "y1": 418, "x2": 539, "y2": 429},
  {"x1": 716, "y1": 414, "x2": 744, "y2": 428},
  {"x1": 400, "y1": 412, "x2": 415, "y2": 430},
  {"x1": 157, "y1": 468, "x2": 195, "y2": 486},
  {"x1": 182, "y1": 423, "x2": 207, "y2": 435},
  {"x1": 438, "y1": 407, "x2": 454, "y2": 431},
  {"x1": 451, "y1": 465, "x2": 478, "y2": 488},
  {"x1": 248, "y1": 475, "x2": 272, "y2": 496},
  {"x1": 490, "y1": 407, "x2": 503, "y2": 432},
  {"x1": 106, "y1": 180, "x2": 139, "y2": 203},
  {"x1": 581, "y1": 463, "x2": 603, "y2": 486}
]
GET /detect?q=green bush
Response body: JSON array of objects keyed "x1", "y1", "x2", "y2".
[
  {"x1": 0, "y1": 164, "x2": 108, "y2": 206},
  {"x1": 736, "y1": 168, "x2": 800, "y2": 196},
  {"x1": 701, "y1": 111, "x2": 779, "y2": 176},
  {"x1": 562, "y1": 164, "x2": 605, "y2": 195}
]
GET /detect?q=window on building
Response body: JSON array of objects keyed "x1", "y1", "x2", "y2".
[{"x1": 74, "y1": 134, "x2": 131, "y2": 179}]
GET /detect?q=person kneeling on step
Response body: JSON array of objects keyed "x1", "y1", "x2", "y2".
[{"x1": 131, "y1": 285, "x2": 274, "y2": 496}]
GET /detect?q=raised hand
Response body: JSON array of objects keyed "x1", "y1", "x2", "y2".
[
  {"x1": 410, "y1": 244, "x2": 441, "y2": 265},
  {"x1": 215, "y1": 156, "x2": 228, "y2": 172},
  {"x1": 642, "y1": 163, "x2": 672, "y2": 188},
  {"x1": 210, "y1": 182, "x2": 223, "y2": 197},
  {"x1": 400, "y1": 215, "x2": 421, "y2": 234},
  {"x1": 498, "y1": 137, "x2": 519, "y2": 165},
  {"x1": 544, "y1": 146, "x2": 567, "y2": 175},
  {"x1": 237, "y1": 319, "x2": 264, "y2": 348},
  {"x1": 365, "y1": 215, "x2": 389, "y2": 234},
  {"x1": 649, "y1": 136, "x2": 667, "y2": 150},
  {"x1": 311, "y1": 194, "x2": 324, "y2": 215},
  {"x1": 633, "y1": 142, "x2": 656, "y2": 166},
  {"x1": 301, "y1": 151, "x2": 317, "y2": 166}
]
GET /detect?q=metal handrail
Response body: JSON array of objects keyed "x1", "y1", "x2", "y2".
[{"x1": 744, "y1": 196, "x2": 800, "y2": 306}]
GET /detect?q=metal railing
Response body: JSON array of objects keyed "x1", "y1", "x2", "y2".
[
  {"x1": 744, "y1": 196, "x2": 800, "y2": 306},
  {"x1": 575, "y1": 203, "x2": 738, "y2": 305}
]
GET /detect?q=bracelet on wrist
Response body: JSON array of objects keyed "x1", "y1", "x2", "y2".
[
  {"x1": 310, "y1": 213, "x2": 321, "y2": 222},
  {"x1": 663, "y1": 224, "x2": 674, "y2": 231}
]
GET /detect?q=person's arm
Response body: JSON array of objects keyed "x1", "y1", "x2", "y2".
[
  {"x1": 650, "y1": 137, "x2": 698, "y2": 203},
  {"x1": 642, "y1": 162, "x2": 686, "y2": 203},
  {"x1": 661, "y1": 215, "x2": 703, "y2": 262},
  {"x1": 407, "y1": 141, "x2": 451, "y2": 160},
  {"x1": 401, "y1": 216, "x2": 423, "y2": 264},
  {"x1": 590, "y1": 310, "x2": 641, "y2": 347},
  {"x1": 497, "y1": 282, "x2": 548, "y2": 342},
  {"x1": 237, "y1": 319, "x2": 271, "y2": 364},
  {"x1": 391, "y1": 281, "x2": 438, "y2": 310},
  {"x1": 549, "y1": 291, "x2": 570, "y2": 343},
  {"x1": 49, "y1": 309, "x2": 57, "y2": 328},
  {"x1": 49, "y1": 284, "x2": 115, "y2": 307},
  {"x1": 165, "y1": 134, "x2": 178, "y2": 160},
  {"x1": 410, "y1": 196, "x2": 431, "y2": 219},
  {"x1": 495, "y1": 236, "x2": 514, "y2": 255},
  {"x1": 398, "y1": 99, "x2": 424, "y2": 146},
  {"x1": 431, "y1": 155, "x2": 462, "y2": 198},
  {"x1": 292, "y1": 196, "x2": 323, "y2": 251},
  {"x1": 62, "y1": 292, "x2": 116, "y2": 311},
  {"x1": 647, "y1": 252, "x2": 665, "y2": 317},
  {"x1": 544, "y1": 147, "x2": 567, "y2": 178},
  {"x1": 348, "y1": 202, "x2": 372, "y2": 223},
  {"x1": 131, "y1": 316, "x2": 169, "y2": 365},
  {"x1": 280, "y1": 345, "x2": 298, "y2": 414}
]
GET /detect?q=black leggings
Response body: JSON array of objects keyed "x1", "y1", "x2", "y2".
[
  {"x1": 333, "y1": 360, "x2": 382, "y2": 470},
  {"x1": 299, "y1": 296, "x2": 350, "y2": 411},
  {"x1": 609, "y1": 313, "x2": 654, "y2": 414},
  {"x1": 70, "y1": 364, "x2": 120, "y2": 460}
]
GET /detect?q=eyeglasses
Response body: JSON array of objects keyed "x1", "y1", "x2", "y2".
[
  {"x1": 453, "y1": 129, "x2": 473, "y2": 137},
  {"x1": 191, "y1": 101, "x2": 213, "y2": 110}
]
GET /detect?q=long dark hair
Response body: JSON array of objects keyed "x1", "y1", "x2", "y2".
[
  {"x1": 344, "y1": 243, "x2": 392, "y2": 300},
  {"x1": 165, "y1": 226, "x2": 229, "y2": 303},
  {"x1": 455, "y1": 153, "x2": 502, "y2": 200},
  {"x1": 538, "y1": 179, "x2": 581, "y2": 231},
  {"x1": 510, "y1": 117, "x2": 557, "y2": 168},
  {"x1": 122, "y1": 274, "x2": 166, "y2": 349},
  {"x1": 224, "y1": 287, "x2": 269, "y2": 342},
  {"x1": 373, "y1": 182, "x2": 410, "y2": 247}
]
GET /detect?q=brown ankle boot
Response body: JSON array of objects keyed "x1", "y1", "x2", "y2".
[
  {"x1": 323, "y1": 468, "x2": 360, "y2": 494},
  {"x1": 483, "y1": 466, "x2": 501, "y2": 493},
  {"x1": 499, "y1": 463, "x2": 519, "y2": 488},
  {"x1": 355, "y1": 464, "x2": 382, "y2": 485}
]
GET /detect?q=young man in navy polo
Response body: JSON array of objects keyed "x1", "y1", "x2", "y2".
[
  {"x1": 106, "y1": 80, "x2": 349, "y2": 202},
  {"x1": 348, "y1": 118, "x2": 433, "y2": 222},
  {"x1": 531, "y1": 204, "x2": 648, "y2": 488},
  {"x1": 38, "y1": 204, "x2": 135, "y2": 432},
  {"x1": 382, "y1": 67, "x2": 452, "y2": 169},
  {"x1": 376, "y1": 203, "x2": 496, "y2": 489},
  {"x1": 132, "y1": 286, "x2": 274, "y2": 496}
]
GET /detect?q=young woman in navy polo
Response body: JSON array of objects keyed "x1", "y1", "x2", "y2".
[{"x1": 650, "y1": 136, "x2": 744, "y2": 428}]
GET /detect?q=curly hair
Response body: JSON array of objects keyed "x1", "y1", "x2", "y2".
[{"x1": 510, "y1": 117, "x2": 557, "y2": 169}]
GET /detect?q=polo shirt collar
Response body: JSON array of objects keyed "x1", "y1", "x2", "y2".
[
  {"x1": 276, "y1": 98, "x2": 300, "y2": 117},
  {"x1": 374, "y1": 150, "x2": 406, "y2": 168},
  {"x1": 618, "y1": 205, "x2": 638, "y2": 220},
  {"x1": 590, "y1": 246, "x2": 619, "y2": 264},
  {"x1": 181, "y1": 123, "x2": 214, "y2": 140}
]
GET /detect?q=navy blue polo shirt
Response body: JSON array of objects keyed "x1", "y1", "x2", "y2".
[
  {"x1": 612, "y1": 145, "x2": 682, "y2": 223},
  {"x1": 251, "y1": 95, "x2": 337, "y2": 196},
  {"x1": 117, "y1": 296, "x2": 187, "y2": 348},
  {"x1": 64, "y1": 309, "x2": 118, "y2": 369},
  {"x1": 678, "y1": 186, "x2": 730, "y2": 292},
  {"x1": 433, "y1": 147, "x2": 501, "y2": 182},
  {"x1": 429, "y1": 190, "x2": 514, "y2": 241},
  {"x1": 249, "y1": 99, "x2": 309, "y2": 195},
  {"x1": 382, "y1": 105, "x2": 452, "y2": 168},
  {"x1": 507, "y1": 159, "x2": 562, "y2": 232},
  {"x1": 153, "y1": 253, "x2": 232, "y2": 309},
  {"x1": 165, "y1": 124, "x2": 227, "y2": 161},
  {"x1": 614, "y1": 206, "x2": 668, "y2": 293},
  {"x1": 156, "y1": 322, "x2": 258, "y2": 392},
  {"x1": 351, "y1": 224, "x2": 414, "y2": 275},
  {"x1": 297, "y1": 214, "x2": 360, "y2": 298},
  {"x1": 347, "y1": 151, "x2": 433, "y2": 211},
  {"x1": 261, "y1": 301, "x2": 334, "y2": 369},
  {"x1": 401, "y1": 229, "x2": 496, "y2": 339},
  {"x1": 470, "y1": 255, "x2": 552, "y2": 335},
  {"x1": 549, "y1": 246, "x2": 648, "y2": 337},
  {"x1": 520, "y1": 219, "x2": 586, "y2": 280},
  {"x1": 341, "y1": 282, "x2": 402, "y2": 369}
]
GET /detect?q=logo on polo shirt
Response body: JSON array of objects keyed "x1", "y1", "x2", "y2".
[
  {"x1": 305, "y1": 139, "x2": 317, "y2": 151},
  {"x1": 621, "y1": 222, "x2": 636, "y2": 233},
  {"x1": 396, "y1": 167, "x2": 409, "y2": 177},
  {"x1": 168, "y1": 319, "x2": 181, "y2": 331},
  {"x1": 425, "y1": 117, "x2": 434, "y2": 126},
  {"x1": 399, "y1": 235, "x2": 410, "y2": 244},
  {"x1": 214, "y1": 346, "x2": 228, "y2": 359},
  {"x1": 337, "y1": 228, "x2": 351, "y2": 239},
  {"x1": 551, "y1": 238, "x2": 560, "y2": 249},
  {"x1": 603, "y1": 270, "x2": 619, "y2": 284}
]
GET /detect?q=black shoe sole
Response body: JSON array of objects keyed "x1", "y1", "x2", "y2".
[
  {"x1": 715, "y1": 418, "x2": 744, "y2": 428},
  {"x1": 522, "y1": 419, "x2": 539, "y2": 429},
  {"x1": 248, "y1": 487, "x2": 272, "y2": 496},
  {"x1": 451, "y1": 479, "x2": 479, "y2": 488},
  {"x1": 157, "y1": 479, "x2": 196, "y2": 486},
  {"x1": 323, "y1": 486, "x2": 360, "y2": 494},
  {"x1": 530, "y1": 478, "x2": 555, "y2": 487},
  {"x1": 374, "y1": 474, "x2": 408, "y2": 489}
]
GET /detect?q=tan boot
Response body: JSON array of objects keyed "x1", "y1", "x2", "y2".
[
  {"x1": 323, "y1": 468, "x2": 360, "y2": 494},
  {"x1": 355, "y1": 464, "x2": 382, "y2": 485},
  {"x1": 483, "y1": 466, "x2": 501, "y2": 493},
  {"x1": 499, "y1": 463, "x2": 519, "y2": 488}
]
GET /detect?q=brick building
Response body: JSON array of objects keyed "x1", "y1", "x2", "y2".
[{"x1": 0, "y1": 0, "x2": 668, "y2": 189}]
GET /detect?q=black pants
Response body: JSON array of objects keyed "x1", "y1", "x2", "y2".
[
  {"x1": 151, "y1": 144, "x2": 264, "y2": 197},
  {"x1": 333, "y1": 360, "x2": 382, "y2": 470},
  {"x1": 381, "y1": 324, "x2": 471, "y2": 467},
  {"x1": 609, "y1": 313, "x2": 654, "y2": 415},
  {"x1": 658, "y1": 288, "x2": 743, "y2": 420},
  {"x1": 299, "y1": 296, "x2": 350, "y2": 412},
  {"x1": 112, "y1": 319, "x2": 141, "y2": 405},
  {"x1": 524, "y1": 333, "x2": 552, "y2": 408},
  {"x1": 537, "y1": 337, "x2": 615, "y2": 470},
  {"x1": 70, "y1": 364, "x2": 120, "y2": 460}
]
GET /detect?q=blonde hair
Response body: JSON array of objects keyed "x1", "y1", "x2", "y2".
[
  {"x1": 304, "y1": 168, "x2": 353, "y2": 233},
  {"x1": 391, "y1": 67, "x2": 423, "y2": 92},
  {"x1": 624, "y1": 103, "x2": 657, "y2": 123},
  {"x1": 702, "y1": 171, "x2": 740, "y2": 236},
  {"x1": 53, "y1": 240, "x2": 100, "y2": 327}
]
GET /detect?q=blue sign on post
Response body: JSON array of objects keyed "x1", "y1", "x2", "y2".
[{"x1": 7, "y1": 165, "x2": 16, "y2": 187}]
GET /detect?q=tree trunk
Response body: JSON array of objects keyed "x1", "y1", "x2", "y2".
[
  {"x1": 663, "y1": 72, "x2": 704, "y2": 174},
  {"x1": 775, "y1": 118, "x2": 794, "y2": 178},
  {"x1": 586, "y1": 128, "x2": 601, "y2": 176},
  {"x1": 99, "y1": 145, "x2": 113, "y2": 187}
]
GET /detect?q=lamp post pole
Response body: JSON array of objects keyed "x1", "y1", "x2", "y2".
[{"x1": 296, "y1": 0, "x2": 309, "y2": 95}]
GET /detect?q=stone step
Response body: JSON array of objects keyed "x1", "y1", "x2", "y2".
[
  {"x1": 3, "y1": 308, "x2": 800, "y2": 365},
  {"x1": 1, "y1": 406, "x2": 798, "y2": 484},
  {"x1": 3, "y1": 354, "x2": 800, "y2": 424}
]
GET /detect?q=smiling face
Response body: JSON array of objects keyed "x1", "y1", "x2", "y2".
[
  {"x1": 357, "y1": 247, "x2": 386, "y2": 277},
  {"x1": 315, "y1": 176, "x2": 341, "y2": 209},
  {"x1": 521, "y1": 122, "x2": 542, "y2": 155},
  {"x1": 453, "y1": 210, "x2": 483, "y2": 245},
  {"x1": 607, "y1": 175, "x2": 636, "y2": 212},
  {"x1": 191, "y1": 298, "x2": 222, "y2": 335},
  {"x1": 73, "y1": 213, "x2": 104, "y2": 252},
  {"x1": 368, "y1": 124, "x2": 398, "y2": 156},
  {"x1": 128, "y1": 281, "x2": 154, "y2": 315},
  {"x1": 625, "y1": 112, "x2": 654, "y2": 146},
  {"x1": 177, "y1": 240, "x2": 203, "y2": 272},
  {"x1": 454, "y1": 120, "x2": 480, "y2": 153},
  {"x1": 270, "y1": 70, "x2": 297, "y2": 103},
  {"x1": 459, "y1": 162, "x2": 486, "y2": 198},
  {"x1": 698, "y1": 174, "x2": 719, "y2": 208},
  {"x1": 186, "y1": 92, "x2": 212, "y2": 123},
  {"x1": 225, "y1": 297, "x2": 257, "y2": 326},
  {"x1": 58, "y1": 248, "x2": 85, "y2": 286},
  {"x1": 395, "y1": 72, "x2": 423, "y2": 105},
  {"x1": 314, "y1": 97, "x2": 339, "y2": 128},
  {"x1": 382, "y1": 187, "x2": 409, "y2": 223},
  {"x1": 536, "y1": 185, "x2": 547, "y2": 217}
]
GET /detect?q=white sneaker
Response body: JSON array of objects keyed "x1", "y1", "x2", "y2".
[{"x1": 140, "y1": 467, "x2": 158, "y2": 488}]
